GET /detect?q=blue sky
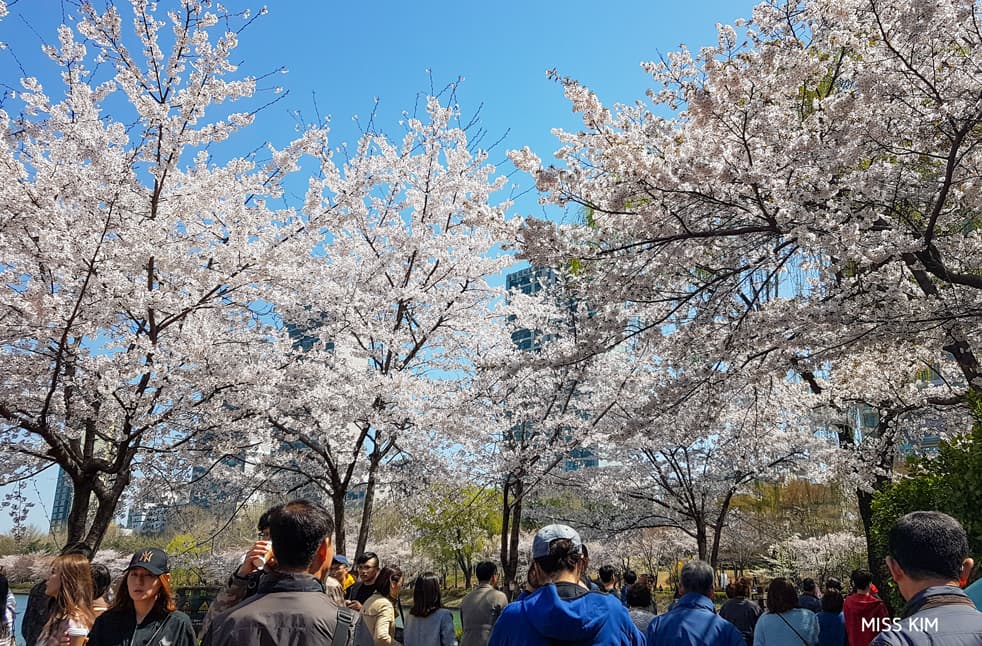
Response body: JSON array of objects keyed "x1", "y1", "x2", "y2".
[{"x1": 0, "y1": 0, "x2": 758, "y2": 534}]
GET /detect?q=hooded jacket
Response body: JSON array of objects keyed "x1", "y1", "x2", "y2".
[
  {"x1": 488, "y1": 582, "x2": 644, "y2": 646},
  {"x1": 843, "y1": 592, "x2": 889, "y2": 646}
]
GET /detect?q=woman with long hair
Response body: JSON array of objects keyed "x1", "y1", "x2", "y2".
[
  {"x1": 753, "y1": 577, "x2": 819, "y2": 646},
  {"x1": 404, "y1": 572, "x2": 455, "y2": 646},
  {"x1": 356, "y1": 566, "x2": 404, "y2": 646},
  {"x1": 87, "y1": 548, "x2": 195, "y2": 646},
  {"x1": 37, "y1": 553, "x2": 95, "y2": 646}
]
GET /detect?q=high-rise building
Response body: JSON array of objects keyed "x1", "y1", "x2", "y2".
[
  {"x1": 50, "y1": 467, "x2": 73, "y2": 533},
  {"x1": 505, "y1": 265, "x2": 598, "y2": 472}
]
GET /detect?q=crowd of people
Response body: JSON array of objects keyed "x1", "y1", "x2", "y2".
[{"x1": 3, "y1": 506, "x2": 982, "y2": 645}]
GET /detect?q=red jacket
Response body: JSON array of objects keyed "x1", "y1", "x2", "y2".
[{"x1": 843, "y1": 592, "x2": 888, "y2": 646}]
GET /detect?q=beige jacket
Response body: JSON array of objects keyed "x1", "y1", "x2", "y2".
[{"x1": 356, "y1": 593, "x2": 400, "y2": 646}]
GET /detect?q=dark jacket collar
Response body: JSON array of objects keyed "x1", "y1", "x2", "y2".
[{"x1": 257, "y1": 570, "x2": 325, "y2": 595}]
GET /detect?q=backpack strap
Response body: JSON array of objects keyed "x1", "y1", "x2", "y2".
[{"x1": 334, "y1": 606, "x2": 356, "y2": 646}]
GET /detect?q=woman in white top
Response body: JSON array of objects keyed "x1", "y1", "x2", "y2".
[{"x1": 37, "y1": 553, "x2": 95, "y2": 646}]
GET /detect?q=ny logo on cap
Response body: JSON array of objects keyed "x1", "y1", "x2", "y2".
[{"x1": 140, "y1": 551, "x2": 154, "y2": 563}]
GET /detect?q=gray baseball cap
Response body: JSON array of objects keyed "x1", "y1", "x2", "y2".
[{"x1": 532, "y1": 524, "x2": 582, "y2": 559}]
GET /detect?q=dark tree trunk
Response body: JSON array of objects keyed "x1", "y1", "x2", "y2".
[
  {"x1": 499, "y1": 474, "x2": 523, "y2": 598},
  {"x1": 332, "y1": 489, "x2": 347, "y2": 556},
  {"x1": 356, "y1": 453, "x2": 381, "y2": 557}
]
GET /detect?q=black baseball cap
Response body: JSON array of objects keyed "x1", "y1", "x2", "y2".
[{"x1": 125, "y1": 548, "x2": 170, "y2": 576}]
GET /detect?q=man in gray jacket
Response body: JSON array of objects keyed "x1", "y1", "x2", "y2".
[
  {"x1": 460, "y1": 561, "x2": 509, "y2": 646},
  {"x1": 202, "y1": 499, "x2": 356, "y2": 646},
  {"x1": 872, "y1": 511, "x2": 982, "y2": 645}
]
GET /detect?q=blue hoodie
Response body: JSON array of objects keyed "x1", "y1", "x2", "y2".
[{"x1": 488, "y1": 582, "x2": 645, "y2": 646}]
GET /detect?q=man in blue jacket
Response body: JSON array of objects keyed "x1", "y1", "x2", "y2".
[
  {"x1": 646, "y1": 560, "x2": 745, "y2": 646},
  {"x1": 488, "y1": 524, "x2": 644, "y2": 646},
  {"x1": 871, "y1": 511, "x2": 982, "y2": 646}
]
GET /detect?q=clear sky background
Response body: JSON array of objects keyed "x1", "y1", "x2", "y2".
[{"x1": 0, "y1": 0, "x2": 758, "y2": 535}]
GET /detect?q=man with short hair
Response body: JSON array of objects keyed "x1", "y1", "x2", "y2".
[
  {"x1": 799, "y1": 577, "x2": 822, "y2": 613},
  {"x1": 344, "y1": 551, "x2": 380, "y2": 611},
  {"x1": 200, "y1": 507, "x2": 280, "y2": 637},
  {"x1": 843, "y1": 568, "x2": 888, "y2": 646},
  {"x1": 202, "y1": 499, "x2": 355, "y2": 646},
  {"x1": 871, "y1": 511, "x2": 982, "y2": 645},
  {"x1": 646, "y1": 560, "x2": 745, "y2": 646},
  {"x1": 620, "y1": 570, "x2": 638, "y2": 605},
  {"x1": 598, "y1": 565, "x2": 618, "y2": 594},
  {"x1": 460, "y1": 561, "x2": 508, "y2": 646},
  {"x1": 489, "y1": 524, "x2": 644, "y2": 645}
]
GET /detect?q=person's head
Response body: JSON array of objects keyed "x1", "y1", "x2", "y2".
[
  {"x1": 765, "y1": 577, "x2": 799, "y2": 614},
  {"x1": 475, "y1": 561, "x2": 497, "y2": 584},
  {"x1": 45, "y1": 553, "x2": 95, "y2": 622},
  {"x1": 329, "y1": 554, "x2": 351, "y2": 584},
  {"x1": 623, "y1": 569, "x2": 637, "y2": 586},
  {"x1": 821, "y1": 590, "x2": 844, "y2": 614},
  {"x1": 532, "y1": 524, "x2": 582, "y2": 578},
  {"x1": 801, "y1": 577, "x2": 817, "y2": 595},
  {"x1": 725, "y1": 582, "x2": 738, "y2": 599},
  {"x1": 111, "y1": 548, "x2": 176, "y2": 616},
  {"x1": 410, "y1": 572, "x2": 442, "y2": 617},
  {"x1": 679, "y1": 560, "x2": 714, "y2": 598},
  {"x1": 825, "y1": 577, "x2": 842, "y2": 593},
  {"x1": 257, "y1": 506, "x2": 276, "y2": 540},
  {"x1": 625, "y1": 582, "x2": 652, "y2": 609},
  {"x1": 90, "y1": 563, "x2": 112, "y2": 600},
  {"x1": 356, "y1": 551, "x2": 381, "y2": 585},
  {"x1": 850, "y1": 568, "x2": 873, "y2": 592},
  {"x1": 268, "y1": 499, "x2": 335, "y2": 576},
  {"x1": 598, "y1": 565, "x2": 617, "y2": 586},
  {"x1": 375, "y1": 566, "x2": 403, "y2": 601},
  {"x1": 734, "y1": 577, "x2": 752, "y2": 598},
  {"x1": 885, "y1": 511, "x2": 974, "y2": 600}
]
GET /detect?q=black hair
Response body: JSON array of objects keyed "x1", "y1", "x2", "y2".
[
  {"x1": 475, "y1": 561, "x2": 497, "y2": 582},
  {"x1": 725, "y1": 582, "x2": 737, "y2": 598},
  {"x1": 267, "y1": 499, "x2": 334, "y2": 570},
  {"x1": 533, "y1": 538, "x2": 581, "y2": 575},
  {"x1": 598, "y1": 565, "x2": 617, "y2": 584},
  {"x1": 801, "y1": 577, "x2": 816, "y2": 592},
  {"x1": 376, "y1": 566, "x2": 403, "y2": 601},
  {"x1": 258, "y1": 505, "x2": 279, "y2": 532},
  {"x1": 410, "y1": 572, "x2": 442, "y2": 617},
  {"x1": 889, "y1": 511, "x2": 969, "y2": 581},
  {"x1": 91, "y1": 563, "x2": 112, "y2": 599},
  {"x1": 623, "y1": 570, "x2": 637, "y2": 585},
  {"x1": 850, "y1": 568, "x2": 873, "y2": 590},
  {"x1": 356, "y1": 551, "x2": 380, "y2": 567},
  {"x1": 825, "y1": 577, "x2": 842, "y2": 592},
  {"x1": 821, "y1": 590, "x2": 844, "y2": 613},
  {"x1": 626, "y1": 582, "x2": 652, "y2": 608},
  {"x1": 0, "y1": 572, "x2": 8, "y2": 639}
]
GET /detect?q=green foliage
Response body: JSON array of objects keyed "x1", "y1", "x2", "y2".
[
  {"x1": 871, "y1": 398, "x2": 982, "y2": 610},
  {"x1": 411, "y1": 484, "x2": 502, "y2": 583}
]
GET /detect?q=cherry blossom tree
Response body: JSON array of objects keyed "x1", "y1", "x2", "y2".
[
  {"x1": 0, "y1": 0, "x2": 324, "y2": 550},
  {"x1": 256, "y1": 92, "x2": 520, "y2": 556},
  {"x1": 510, "y1": 0, "x2": 982, "y2": 589}
]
